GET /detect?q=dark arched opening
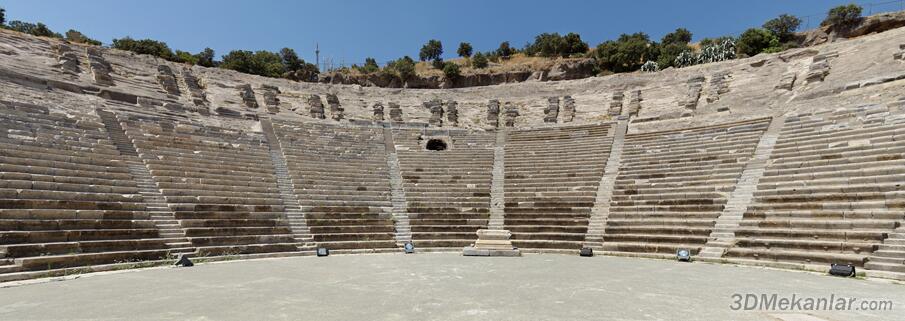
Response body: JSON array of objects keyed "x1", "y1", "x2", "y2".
[{"x1": 425, "y1": 139, "x2": 448, "y2": 151}]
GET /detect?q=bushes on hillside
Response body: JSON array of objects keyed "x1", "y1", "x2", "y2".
[
  {"x1": 656, "y1": 28, "x2": 694, "y2": 69},
  {"x1": 737, "y1": 28, "x2": 780, "y2": 57},
  {"x1": 594, "y1": 32, "x2": 657, "y2": 73},
  {"x1": 442, "y1": 61, "x2": 460, "y2": 79},
  {"x1": 420, "y1": 39, "x2": 443, "y2": 68},
  {"x1": 457, "y1": 42, "x2": 472, "y2": 58},
  {"x1": 822, "y1": 4, "x2": 863, "y2": 27},
  {"x1": 763, "y1": 14, "x2": 801, "y2": 42},
  {"x1": 471, "y1": 52, "x2": 488, "y2": 68},
  {"x1": 523, "y1": 32, "x2": 588, "y2": 58},
  {"x1": 112, "y1": 37, "x2": 177, "y2": 60},
  {"x1": 64, "y1": 29, "x2": 101, "y2": 45},
  {"x1": 7, "y1": 21, "x2": 61, "y2": 38},
  {"x1": 385, "y1": 56, "x2": 416, "y2": 81},
  {"x1": 496, "y1": 41, "x2": 514, "y2": 59}
]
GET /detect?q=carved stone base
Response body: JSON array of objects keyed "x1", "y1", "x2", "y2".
[{"x1": 463, "y1": 229, "x2": 521, "y2": 257}]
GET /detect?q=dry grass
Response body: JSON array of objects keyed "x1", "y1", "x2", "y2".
[{"x1": 413, "y1": 53, "x2": 587, "y2": 77}]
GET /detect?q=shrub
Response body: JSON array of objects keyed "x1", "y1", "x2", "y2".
[
  {"x1": 737, "y1": 28, "x2": 779, "y2": 57},
  {"x1": 699, "y1": 36, "x2": 734, "y2": 48},
  {"x1": 524, "y1": 32, "x2": 589, "y2": 58},
  {"x1": 763, "y1": 14, "x2": 801, "y2": 42},
  {"x1": 442, "y1": 61, "x2": 460, "y2": 79},
  {"x1": 674, "y1": 50, "x2": 697, "y2": 68},
  {"x1": 8, "y1": 21, "x2": 61, "y2": 38},
  {"x1": 656, "y1": 42, "x2": 691, "y2": 69},
  {"x1": 594, "y1": 32, "x2": 657, "y2": 73},
  {"x1": 640, "y1": 60, "x2": 659, "y2": 72},
  {"x1": 661, "y1": 28, "x2": 692, "y2": 45},
  {"x1": 822, "y1": 4, "x2": 862, "y2": 27},
  {"x1": 457, "y1": 42, "x2": 473, "y2": 58},
  {"x1": 64, "y1": 29, "x2": 101, "y2": 45},
  {"x1": 419, "y1": 39, "x2": 443, "y2": 62},
  {"x1": 356, "y1": 57, "x2": 380, "y2": 73},
  {"x1": 219, "y1": 50, "x2": 285, "y2": 78},
  {"x1": 0, "y1": 7, "x2": 5, "y2": 26},
  {"x1": 112, "y1": 37, "x2": 176, "y2": 60},
  {"x1": 174, "y1": 50, "x2": 198, "y2": 64},
  {"x1": 496, "y1": 41, "x2": 514, "y2": 59},
  {"x1": 195, "y1": 48, "x2": 216, "y2": 67},
  {"x1": 471, "y1": 52, "x2": 488, "y2": 68},
  {"x1": 386, "y1": 56, "x2": 416, "y2": 81},
  {"x1": 698, "y1": 38, "x2": 736, "y2": 64}
]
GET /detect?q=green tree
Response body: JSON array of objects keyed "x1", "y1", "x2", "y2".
[
  {"x1": 64, "y1": 29, "x2": 101, "y2": 45},
  {"x1": 737, "y1": 28, "x2": 780, "y2": 57},
  {"x1": 657, "y1": 28, "x2": 693, "y2": 69},
  {"x1": 357, "y1": 57, "x2": 379, "y2": 73},
  {"x1": 0, "y1": 7, "x2": 6, "y2": 26},
  {"x1": 280, "y1": 47, "x2": 304, "y2": 71},
  {"x1": 524, "y1": 32, "x2": 588, "y2": 57},
  {"x1": 8, "y1": 21, "x2": 61, "y2": 38},
  {"x1": 471, "y1": 52, "x2": 488, "y2": 68},
  {"x1": 562, "y1": 32, "x2": 589, "y2": 56},
  {"x1": 112, "y1": 37, "x2": 176, "y2": 60},
  {"x1": 457, "y1": 42, "x2": 473, "y2": 57},
  {"x1": 419, "y1": 39, "x2": 443, "y2": 61},
  {"x1": 594, "y1": 32, "x2": 657, "y2": 73},
  {"x1": 763, "y1": 14, "x2": 801, "y2": 42},
  {"x1": 822, "y1": 4, "x2": 862, "y2": 27},
  {"x1": 195, "y1": 48, "x2": 215, "y2": 67},
  {"x1": 386, "y1": 56, "x2": 416, "y2": 81},
  {"x1": 660, "y1": 28, "x2": 692, "y2": 45},
  {"x1": 174, "y1": 50, "x2": 198, "y2": 64},
  {"x1": 220, "y1": 50, "x2": 285, "y2": 78},
  {"x1": 442, "y1": 61, "x2": 460, "y2": 79},
  {"x1": 496, "y1": 41, "x2": 514, "y2": 58}
]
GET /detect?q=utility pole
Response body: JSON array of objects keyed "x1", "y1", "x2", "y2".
[{"x1": 315, "y1": 42, "x2": 320, "y2": 71}]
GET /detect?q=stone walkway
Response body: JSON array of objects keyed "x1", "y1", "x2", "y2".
[{"x1": 0, "y1": 254, "x2": 901, "y2": 321}]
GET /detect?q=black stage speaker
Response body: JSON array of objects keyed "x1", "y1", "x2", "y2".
[
  {"x1": 829, "y1": 263, "x2": 856, "y2": 277},
  {"x1": 579, "y1": 247, "x2": 594, "y2": 257},
  {"x1": 316, "y1": 248, "x2": 330, "y2": 257},
  {"x1": 175, "y1": 254, "x2": 194, "y2": 267}
]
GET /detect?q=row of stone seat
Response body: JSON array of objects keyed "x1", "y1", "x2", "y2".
[
  {"x1": 394, "y1": 129, "x2": 495, "y2": 249},
  {"x1": 504, "y1": 124, "x2": 613, "y2": 249},
  {"x1": 725, "y1": 108, "x2": 905, "y2": 267},
  {"x1": 122, "y1": 116, "x2": 297, "y2": 256},
  {"x1": 603, "y1": 118, "x2": 770, "y2": 255},
  {"x1": 273, "y1": 120, "x2": 397, "y2": 251},
  {"x1": 0, "y1": 101, "x2": 171, "y2": 272}
]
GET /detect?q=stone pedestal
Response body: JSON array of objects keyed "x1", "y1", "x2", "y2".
[{"x1": 463, "y1": 229, "x2": 521, "y2": 257}]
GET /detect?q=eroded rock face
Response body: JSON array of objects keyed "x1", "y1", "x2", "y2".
[
  {"x1": 544, "y1": 97, "x2": 560, "y2": 123},
  {"x1": 260, "y1": 85, "x2": 281, "y2": 113},
  {"x1": 181, "y1": 68, "x2": 208, "y2": 107},
  {"x1": 561, "y1": 96, "x2": 576, "y2": 123},
  {"x1": 802, "y1": 11, "x2": 905, "y2": 46},
  {"x1": 237, "y1": 84, "x2": 258, "y2": 109},
  {"x1": 446, "y1": 100, "x2": 459, "y2": 126},
  {"x1": 87, "y1": 47, "x2": 113, "y2": 86},
  {"x1": 487, "y1": 99, "x2": 501, "y2": 128},
  {"x1": 307, "y1": 94, "x2": 325, "y2": 119},
  {"x1": 54, "y1": 44, "x2": 80, "y2": 75},
  {"x1": 372, "y1": 102, "x2": 385, "y2": 121},
  {"x1": 424, "y1": 99, "x2": 443, "y2": 126},
  {"x1": 157, "y1": 65, "x2": 180, "y2": 96},
  {"x1": 388, "y1": 102, "x2": 403, "y2": 122},
  {"x1": 608, "y1": 92, "x2": 624, "y2": 116},
  {"x1": 543, "y1": 58, "x2": 596, "y2": 81},
  {"x1": 503, "y1": 103, "x2": 519, "y2": 127},
  {"x1": 326, "y1": 93, "x2": 343, "y2": 121},
  {"x1": 627, "y1": 90, "x2": 643, "y2": 117}
]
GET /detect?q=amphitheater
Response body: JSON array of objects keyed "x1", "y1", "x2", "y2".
[{"x1": 0, "y1": 16, "x2": 904, "y2": 320}]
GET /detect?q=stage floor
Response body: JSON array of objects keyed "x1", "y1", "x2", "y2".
[{"x1": 0, "y1": 253, "x2": 901, "y2": 320}]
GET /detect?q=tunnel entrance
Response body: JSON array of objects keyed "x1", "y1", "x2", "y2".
[{"x1": 425, "y1": 138, "x2": 448, "y2": 151}]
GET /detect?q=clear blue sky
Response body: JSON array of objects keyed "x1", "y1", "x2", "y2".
[{"x1": 2, "y1": 0, "x2": 899, "y2": 67}]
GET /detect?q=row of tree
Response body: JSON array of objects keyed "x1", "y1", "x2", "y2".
[{"x1": 0, "y1": 4, "x2": 867, "y2": 83}]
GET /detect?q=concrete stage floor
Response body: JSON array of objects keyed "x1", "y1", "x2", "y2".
[{"x1": 0, "y1": 253, "x2": 901, "y2": 321}]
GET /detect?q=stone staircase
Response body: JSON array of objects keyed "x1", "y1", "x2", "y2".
[
  {"x1": 866, "y1": 227, "x2": 905, "y2": 273},
  {"x1": 585, "y1": 121, "x2": 627, "y2": 249},
  {"x1": 384, "y1": 128, "x2": 412, "y2": 246},
  {"x1": 488, "y1": 129, "x2": 507, "y2": 230},
  {"x1": 96, "y1": 109, "x2": 195, "y2": 255},
  {"x1": 261, "y1": 119, "x2": 316, "y2": 252},
  {"x1": 698, "y1": 115, "x2": 785, "y2": 258}
]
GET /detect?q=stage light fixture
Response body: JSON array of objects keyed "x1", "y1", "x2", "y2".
[
  {"x1": 316, "y1": 247, "x2": 330, "y2": 257},
  {"x1": 403, "y1": 242, "x2": 415, "y2": 254},
  {"x1": 676, "y1": 249, "x2": 691, "y2": 262},
  {"x1": 579, "y1": 247, "x2": 593, "y2": 257}
]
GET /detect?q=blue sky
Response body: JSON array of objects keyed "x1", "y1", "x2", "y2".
[{"x1": 1, "y1": 0, "x2": 897, "y2": 67}]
